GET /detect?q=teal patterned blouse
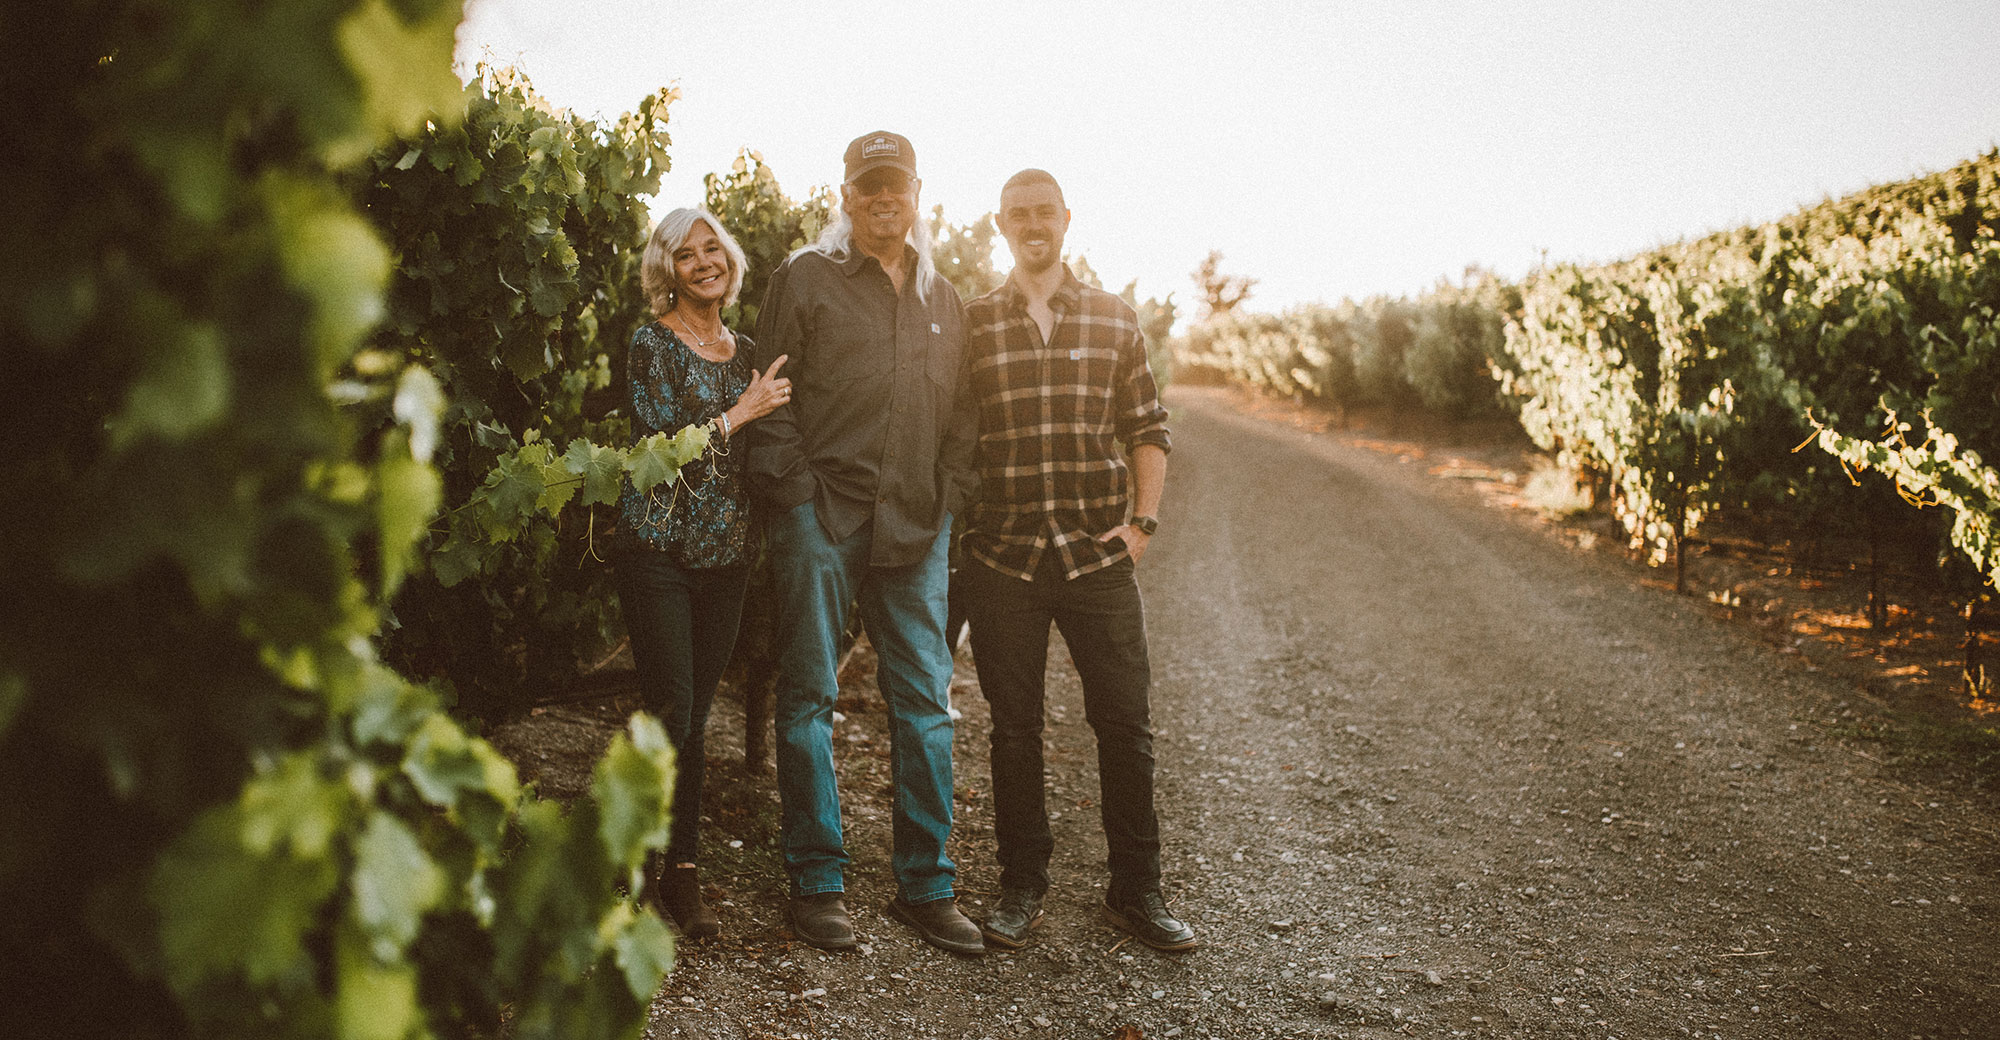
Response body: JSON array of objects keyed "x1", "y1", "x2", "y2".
[{"x1": 617, "y1": 321, "x2": 753, "y2": 568}]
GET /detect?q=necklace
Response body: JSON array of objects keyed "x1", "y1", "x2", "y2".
[{"x1": 673, "y1": 310, "x2": 726, "y2": 349}]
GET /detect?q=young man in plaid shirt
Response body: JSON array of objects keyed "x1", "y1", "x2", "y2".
[{"x1": 960, "y1": 169, "x2": 1197, "y2": 952}]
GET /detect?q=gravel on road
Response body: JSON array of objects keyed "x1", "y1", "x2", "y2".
[{"x1": 495, "y1": 386, "x2": 2000, "y2": 1040}]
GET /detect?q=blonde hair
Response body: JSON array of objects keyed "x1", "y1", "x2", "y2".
[{"x1": 640, "y1": 208, "x2": 748, "y2": 316}]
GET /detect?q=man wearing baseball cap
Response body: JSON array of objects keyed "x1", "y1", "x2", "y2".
[{"x1": 746, "y1": 131, "x2": 982, "y2": 955}]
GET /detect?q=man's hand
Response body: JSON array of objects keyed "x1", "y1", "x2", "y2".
[{"x1": 1097, "y1": 524, "x2": 1151, "y2": 565}]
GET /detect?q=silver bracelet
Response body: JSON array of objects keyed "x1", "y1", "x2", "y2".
[{"x1": 716, "y1": 412, "x2": 731, "y2": 440}]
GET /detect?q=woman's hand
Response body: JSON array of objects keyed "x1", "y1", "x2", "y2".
[{"x1": 729, "y1": 355, "x2": 792, "y2": 427}]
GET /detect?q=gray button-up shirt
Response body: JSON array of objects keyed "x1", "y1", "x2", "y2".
[{"x1": 747, "y1": 245, "x2": 977, "y2": 567}]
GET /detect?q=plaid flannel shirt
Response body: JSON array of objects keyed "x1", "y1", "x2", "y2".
[{"x1": 963, "y1": 269, "x2": 1171, "y2": 581}]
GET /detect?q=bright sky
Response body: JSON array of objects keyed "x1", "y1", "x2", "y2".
[{"x1": 456, "y1": 0, "x2": 2000, "y2": 316}]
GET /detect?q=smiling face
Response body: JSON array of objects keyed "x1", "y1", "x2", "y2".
[
  {"x1": 841, "y1": 166, "x2": 920, "y2": 257},
  {"x1": 998, "y1": 181, "x2": 1071, "y2": 276},
  {"x1": 672, "y1": 220, "x2": 733, "y2": 307}
]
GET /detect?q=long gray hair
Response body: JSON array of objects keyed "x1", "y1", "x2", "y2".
[{"x1": 809, "y1": 202, "x2": 939, "y2": 303}]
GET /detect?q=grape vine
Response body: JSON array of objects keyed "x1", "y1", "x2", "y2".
[
  {"x1": 1184, "y1": 152, "x2": 1999, "y2": 596},
  {"x1": 3, "y1": 5, "x2": 676, "y2": 1038}
]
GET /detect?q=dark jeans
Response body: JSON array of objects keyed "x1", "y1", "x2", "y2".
[
  {"x1": 614, "y1": 548, "x2": 748, "y2": 865},
  {"x1": 963, "y1": 553, "x2": 1161, "y2": 894}
]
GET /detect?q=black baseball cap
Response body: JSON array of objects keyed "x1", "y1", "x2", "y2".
[{"x1": 843, "y1": 131, "x2": 917, "y2": 183}]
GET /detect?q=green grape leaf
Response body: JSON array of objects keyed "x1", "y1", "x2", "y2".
[
  {"x1": 499, "y1": 324, "x2": 553, "y2": 381},
  {"x1": 377, "y1": 453, "x2": 441, "y2": 592},
  {"x1": 133, "y1": 130, "x2": 229, "y2": 226},
  {"x1": 592, "y1": 713, "x2": 675, "y2": 870},
  {"x1": 335, "y1": 922, "x2": 420, "y2": 1040},
  {"x1": 334, "y1": 0, "x2": 465, "y2": 161},
  {"x1": 477, "y1": 731, "x2": 525, "y2": 811},
  {"x1": 151, "y1": 807, "x2": 339, "y2": 993},
  {"x1": 402, "y1": 712, "x2": 518, "y2": 809},
  {"x1": 625, "y1": 434, "x2": 683, "y2": 495},
  {"x1": 472, "y1": 419, "x2": 517, "y2": 451},
  {"x1": 526, "y1": 125, "x2": 563, "y2": 160},
  {"x1": 536, "y1": 457, "x2": 580, "y2": 514},
  {"x1": 563, "y1": 438, "x2": 627, "y2": 506},
  {"x1": 239, "y1": 751, "x2": 352, "y2": 859},
  {"x1": 667, "y1": 421, "x2": 713, "y2": 462},
  {"x1": 455, "y1": 788, "x2": 513, "y2": 862},
  {"x1": 548, "y1": 234, "x2": 580, "y2": 273},
  {"x1": 351, "y1": 811, "x2": 444, "y2": 955},
  {"x1": 110, "y1": 320, "x2": 230, "y2": 445},
  {"x1": 261, "y1": 173, "x2": 390, "y2": 367},
  {"x1": 487, "y1": 799, "x2": 604, "y2": 982},
  {"x1": 429, "y1": 525, "x2": 485, "y2": 587},
  {"x1": 527, "y1": 266, "x2": 572, "y2": 317},
  {"x1": 351, "y1": 665, "x2": 436, "y2": 747},
  {"x1": 479, "y1": 448, "x2": 547, "y2": 530},
  {"x1": 626, "y1": 424, "x2": 710, "y2": 494},
  {"x1": 611, "y1": 906, "x2": 676, "y2": 1000}
]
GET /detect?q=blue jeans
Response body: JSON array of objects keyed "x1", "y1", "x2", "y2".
[
  {"x1": 613, "y1": 549, "x2": 748, "y2": 865},
  {"x1": 769, "y1": 500, "x2": 958, "y2": 903}
]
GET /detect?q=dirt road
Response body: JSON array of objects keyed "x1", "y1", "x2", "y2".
[{"x1": 605, "y1": 385, "x2": 2000, "y2": 1039}]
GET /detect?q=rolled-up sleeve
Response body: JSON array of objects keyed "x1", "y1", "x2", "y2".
[{"x1": 1115, "y1": 326, "x2": 1172, "y2": 455}]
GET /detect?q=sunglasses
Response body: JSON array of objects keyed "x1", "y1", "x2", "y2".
[{"x1": 852, "y1": 169, "x2": 914, "y2": 196}]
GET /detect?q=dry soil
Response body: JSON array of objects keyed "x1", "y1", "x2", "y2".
[{"x1": 493, "y1": 385, "x2": 2000, "y2": 1040}]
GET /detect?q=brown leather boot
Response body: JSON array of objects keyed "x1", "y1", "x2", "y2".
[
  {"x1": 654, "y1": 864, "x2": 720, "y2": 938},
  {"x1": 887, "y1": 895, "x2": 985, "y2": 956},
  {"x1": 786, "y1": 892, "x2": 857, "y2": 950}
]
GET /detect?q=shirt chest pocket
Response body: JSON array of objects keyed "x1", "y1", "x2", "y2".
[
  {"x1": 808, "y1": 311, "x2": 895, "y2": 389},
  {"x1": 923, "y1": 321, "x2": 960, "y2": 389},
  {"x1": 1065, "y1": 345, "x2": 1121, "y2": 407}
]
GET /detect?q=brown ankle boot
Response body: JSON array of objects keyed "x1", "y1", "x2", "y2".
[{"x1": 654, "y1": 864, "x2": 720, "y2": 938}]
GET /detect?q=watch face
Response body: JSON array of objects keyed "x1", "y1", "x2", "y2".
[{"x1": 1133, "y1": 516, "x2": 1158, "y2": 535}]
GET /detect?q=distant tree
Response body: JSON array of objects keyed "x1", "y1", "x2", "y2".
[
  {"x1": 1068, "y1": 253, "x2": 1105, "y2": 289},
  {"x1": 1120, "y1": 280, "x2": 1179, "y2": 391},
  {"x1": 704, "y1": 150, "x2": 833, "y2": 330},
  {"x1": 931, "y1": 206, "x2": 1003, "y2": 301},
  {"x1": 1193, "y1": 249, "x2": 1256, "y2": 320}
]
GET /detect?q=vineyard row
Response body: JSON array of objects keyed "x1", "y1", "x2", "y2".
[{"x1": 1180, "y1": 152, "x2": 2000, "y2": 593}]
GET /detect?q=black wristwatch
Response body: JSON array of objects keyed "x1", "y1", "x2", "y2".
[{"x1": 1131, "y1": 515, "x2": 1159, "y2": 536}]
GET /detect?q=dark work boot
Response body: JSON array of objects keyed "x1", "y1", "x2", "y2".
[
  {"x1": 1103, "y1": 886, "x2": 1199, "y2": 951},
  {"x1": 786, "y1": 892, "x2": 857, "y2": 950},
  {"x1": 887, "y1": 895, "x2": 986, "y2": 956},
  {"x1": 655, "y1": 864, "x2": 720, "y2": 938},
  {"x1": 981, "y1": 887, "x2": 1046, "y2": 949}
]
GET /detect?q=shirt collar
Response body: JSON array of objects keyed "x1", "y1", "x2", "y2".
[
  {"x1": 1002, "y1": 264, "x2": 1082, "y2": 313},
  {"x1": 839, "y1": 242, "x2": 919, "y2": 279}
]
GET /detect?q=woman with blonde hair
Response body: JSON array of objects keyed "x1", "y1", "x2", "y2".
[{"x1": 615, "y1": 207, "x2": 789, "y2": 936}]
